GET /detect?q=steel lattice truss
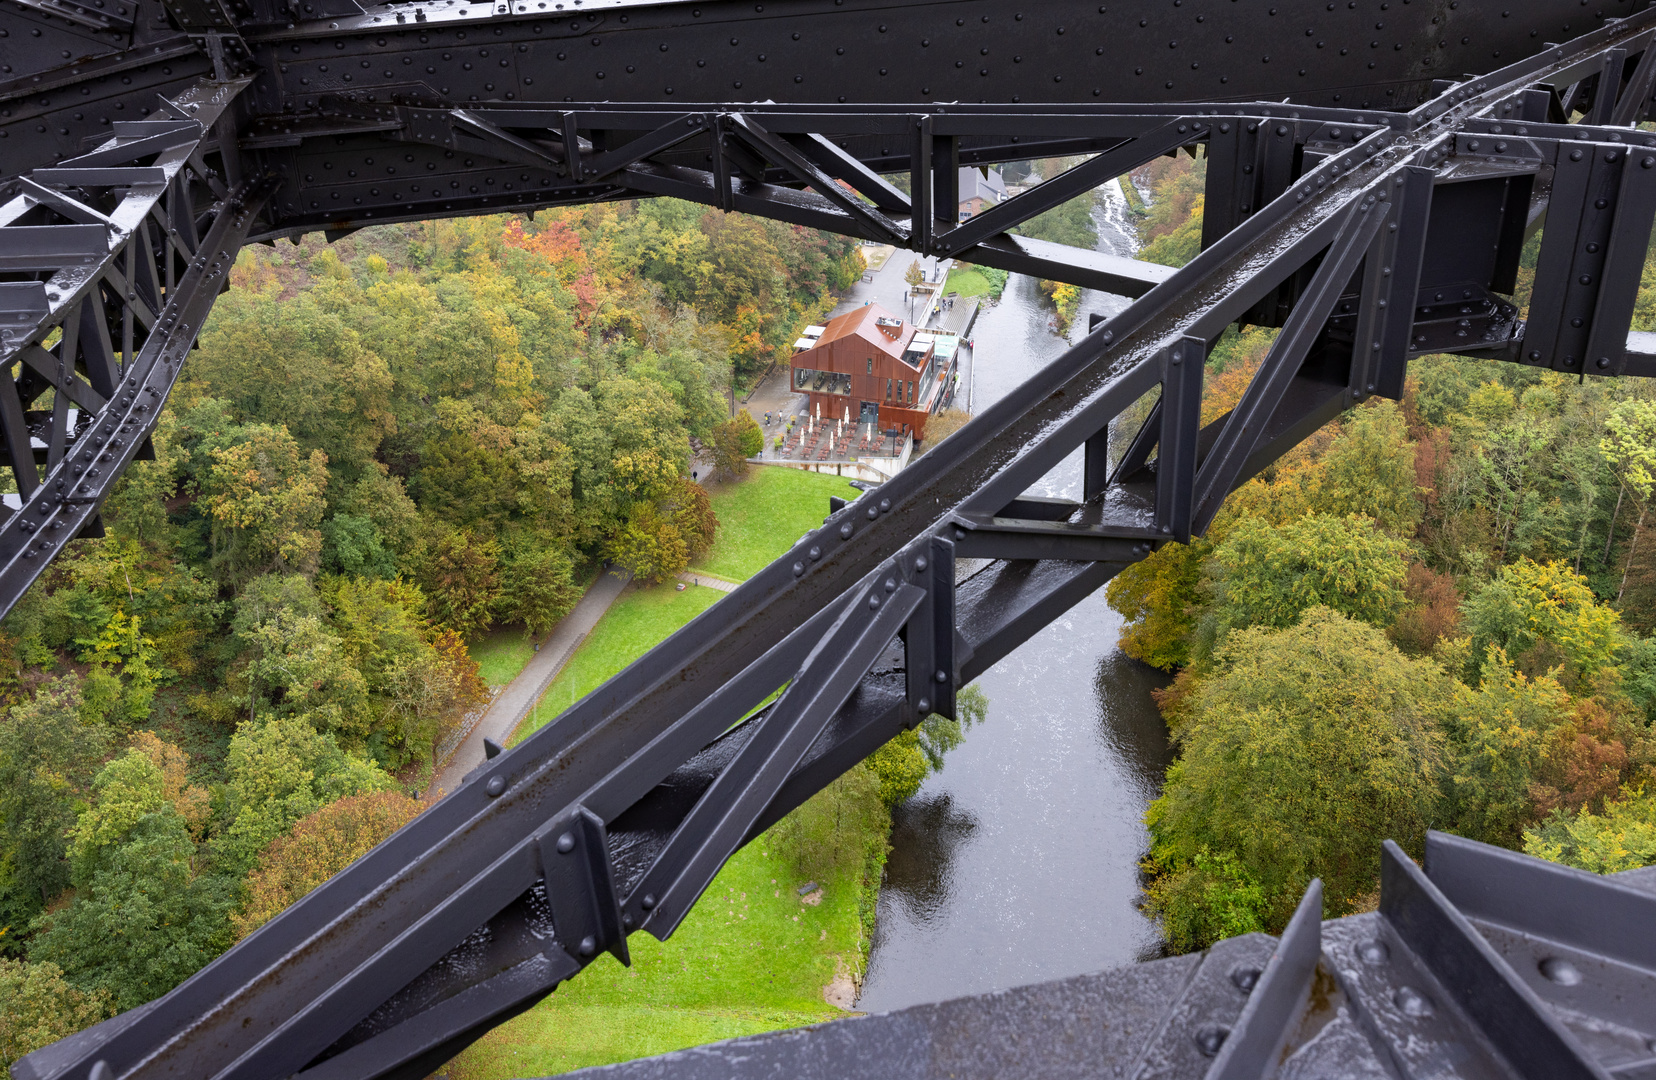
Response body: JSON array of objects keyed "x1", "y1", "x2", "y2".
[{"x1": 6, "y1": 0, "x2": 1656, "y2": 1078}]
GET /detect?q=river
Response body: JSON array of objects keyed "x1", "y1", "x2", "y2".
[{"x1": 854, "y1": 180, "x2": 1175, "y2": 1012}]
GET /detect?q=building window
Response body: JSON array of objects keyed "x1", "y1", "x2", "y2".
[
  {"x1": 794, "y1": 367, "x2": 851, "y2": 395},
  {"x1": 907, "y1": 380, "x2": 913, "y2": 403},
  {"x1": 886, "y1": 378, "x2": 893, "y2": 400},
  {"x1": 867, "y1": 357, "x2": 873, "y2": 374}
]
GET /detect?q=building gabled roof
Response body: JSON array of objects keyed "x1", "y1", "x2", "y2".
[
  {"x1": 958, "y1": 166, "x2": 1007, "y2": 206},
  {"x1": 806, "y1": 304, "x2": 921, "y2": 367}
]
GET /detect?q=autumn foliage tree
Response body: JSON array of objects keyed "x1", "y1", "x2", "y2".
[
  {"x1": 1146, "y1": 609, "x2": 1447, "y2": 940},
  {"x1": 233, "y1": 791, "x2": 424, "y2": 939},
  {"x1": 0, "y1": 960, "x2": 112, "y2": 1068},
  {"x1": 199, "y1": 425, "x2": 330, "y2": 585}
]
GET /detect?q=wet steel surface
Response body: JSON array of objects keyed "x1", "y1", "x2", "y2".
[{"x1": 857, "y1": 181, "x2": 1174, "y2": 1012}]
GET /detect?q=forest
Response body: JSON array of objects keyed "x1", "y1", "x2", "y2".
[
  {"x1": 1114, "y1": 152, "x2": 1656, "y2": 950},
  {"x1": 0, "y1": 200, "x2": 859, "y2": 1062}
]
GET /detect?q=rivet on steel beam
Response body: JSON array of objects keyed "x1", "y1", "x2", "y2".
[
  {"x1": 556, "y1": 832, "x2": 575, "y2": 853},
  {"x1": 1229, "y1": 964, "x2": 1262, "y2": 991},
  {"x1": 485, "y1": 775, "x2": 506, "y2": 797},
  {"x1": 1540, "y1": 957, "x2": 1584, "y2": 985},
  {"x1": 809, "y1": 545, "x2": 822, "y2": 561},
  {"x1": 840, "y1": 523, "x2": 853, "y2": 539},
  {"x1": 884, "y1": 578, "x2": 896, "y2": 593},
  {"x1": 954, "y1": 527, "x2": 966, "y2": 541},
  {"x1": 879, "y1": 498, "x2": 890, "y2": 512},
  {"x1": 935, "y1": 669, "x2": 948, "y2": 683},
  {"x1": 1393, "y1": 986, "x2": 1434, "y2": 1017},
  {"x1": 579, "y1": 935, "x2": 596, "y2": 956},
  {"x1": 867, "y1": 506, "x2": 879, "y2": 520},
  {"x1": 792, "y1": 561, "x2": 805, "y2": 577},
  {"x1": 1194, "y1": 1023, "x2": 1229, "y2": 1057},
  {"x1": 868, "y1": 595, "x2": 880, "y2": 610},
  {"x1": 916, "y1": 697, "x2": 930, "y2": 713},
  {"x1": 914, "y1": 556, "x2": 927, "y2": 571},
  {"x1": 641, "y1": 893, "x2": 657, "y2": 909}
]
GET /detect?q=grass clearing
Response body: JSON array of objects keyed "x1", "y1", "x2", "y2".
[
  {"x1": 695, "y1": 467, "x2": 860, "y2": 583},
  {"x1": 943, "y1": 265, "x2": 991, "y2": 298},
  {"x1": 512, "y1": 583, "x2": 723, "y2": 744},
  {"x1": 448, "y1": 836, "x2": 864, "y2": 1079},
  {"x1": 468, "y1": 626, "x2": 536, "y2": 687},
  {"x1": 471, "y1": 466, "x2": 890, "y2": 1077}
]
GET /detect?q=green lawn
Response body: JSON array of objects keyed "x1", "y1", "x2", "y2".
[
  {"x1": 694, "y1": 468, "x2": 860, "y2": 583},
  {"x1": 512, "y1": 583, "x2": 724, "y2": 744},
  {"x1": 449, "y1": 837, "x2": 863, "y2": 1078},
  {"x1": 468, "y1": 626, "x2": 536, "y2": 687},
  {"x1": 473, "y1": 467, "x2": 884, "y2": 1077},
  {"x1": 943, "y1": 265, "x2": 991, "y2": 298}
]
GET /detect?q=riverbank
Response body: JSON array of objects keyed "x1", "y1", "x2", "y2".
[
  {"x1": 854, "y1": 172, "x2": 1177, "y2": 1012},
  {"x1": 449, "y1": 467, "x2": 877, "y2": 1078}
]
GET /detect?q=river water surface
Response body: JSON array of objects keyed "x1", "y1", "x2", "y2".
[{"x1": 854, "y1": 180, "x2": 1175, "y2": 1012}]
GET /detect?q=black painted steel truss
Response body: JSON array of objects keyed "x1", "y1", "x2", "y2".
[{"x1": 7, "y1": 1, "x2": 1656, "y2": 1078}]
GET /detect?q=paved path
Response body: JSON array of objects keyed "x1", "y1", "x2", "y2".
[
  {"x1": 677, "y1": 571, "x2": 739, "y2": 593},
  {"x1": 427, "y1": 568, "x2": 631, "y2": 801}
]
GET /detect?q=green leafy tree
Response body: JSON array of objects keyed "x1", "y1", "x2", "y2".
[
  {"x1": 0, "y1": 959, "x2": 112, "y2": 1068},
  {"x1": 232, "y1": 576, "x2": 371, "y2": 738},
  {"x1": 1106, "y1": 540, "x2": 1206, "y2": 670},
  {"x1": 332, "y1": 467, "x2": 425, "y2": 570},
  {"x1": 733, "y1": 409, "x2": 764, "y2": 458},
  {"x1": 1210, "y1": 513, "x2": 1409, "y2": 634},
  {"x1": 1524, "y1": 786, "x2": 1656, "y2": 873},
  {"x1": 495, "y1": 541, "x2": 581, "y2": 638},
  {"x1": 865, "y1": 685, "x2": 987, "y2": 806},
  {"x1": 663, "y1": 477, "x2": 717, "y2": 565},
  {"x1": 320, "y1": 513, "x2": 398, "y2": 579},
  {"x1": 82, "y1": 611, "x2": 160, "y2": 729},
  {"x1": 213, "y1": 713, "x2": 392, "y2": 875},
  {"x1": 769, "y1": 763, "x2": 888, "y2": 893},
  {"x1": 28, "y1": 806, "x2": 233, "y2": 1011},
  {"x1": 199, "y1": 424, "x2": 330, "y2": 585},
  {"x1": 1316, "y1": 400, "x2": 1424, "y2": 536},
  {"x1": 190, "y1": 284, "x2": 396, "y2": 480},
  {"x1": 65, "y1": 748, "x2": 171, "y2": 881},
  {"x1": 1146, "y1": 608, "x2": 1447, "y2": 928},
  {"x1": 409, "y1": 429, "x2": 521, "y2": 530},
  {"x1": 1143, "y1": 847, "x2": 1267, "y2": 954},
  {"x1": 1439, "y1": 656, "x2": 1574, "y2": 846},
  {"x1": 608, "y1": 502, "x2": 689, "y2": 584},
  {"x1": 418, "y1": 529, "x2": 502, "y2": 638},
  {"x1": 1602, "y1": 398, "x2": 1656, "y2": 601},
  {"x1": 0, "y1": 679, "x2": 111, "y2": 920},
  {"x1": 1459, "y1": 559, "x2": 1622, "y2": 682}
]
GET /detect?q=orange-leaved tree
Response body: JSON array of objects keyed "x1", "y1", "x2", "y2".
[{"x1": 233, "y1": 791, "x2": 424, "y2": 940}]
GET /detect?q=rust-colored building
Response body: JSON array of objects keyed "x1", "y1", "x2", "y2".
[{"x1": 790, "y1": 304, "x2": 958, "y2": 441}]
